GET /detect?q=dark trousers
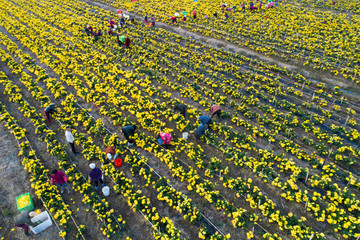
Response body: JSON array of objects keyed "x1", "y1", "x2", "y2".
[
  {"x1": 44, "y1": 110, "x2": 51, "y2": 122},
  {"x1": 122, "y1": 129, "x2": 130, "y2": 141},
  {"x1": 212, "y1": 109, "x2": 222, "y2": 119},
  {"x1": 180, "y1": 110, "x2": 186, "y2": 118},
  {"x1": 93, "y1": 178, "x2": 104, "y2": 186},
  {"x1": 69, "y1": 142, "x2": 77, "y2": 154},
  {"x1": 15, "y1": 224, "x2": 29, "y2": 234}
]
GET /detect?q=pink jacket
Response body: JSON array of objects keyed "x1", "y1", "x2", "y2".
[
  {"x1": 210, "y1": 104, "x2": 221, "y2": 114},
  {"x1": 160, "y1": 133, "x2": 173, "y2": 145},
  {"x1": 50, "y1": 171, "x2": 67, "y2": 185}
]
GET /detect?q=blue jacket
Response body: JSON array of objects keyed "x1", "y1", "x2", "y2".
[
  {"x1": 194, "y1": 124, "x2": 207, "y2": 139},
  {"x1": 45, "y1": 104, "x2": 55, "y2": 113},
  {"x1": 199, "y1": 116, "x2": 211, "y2": 125}
]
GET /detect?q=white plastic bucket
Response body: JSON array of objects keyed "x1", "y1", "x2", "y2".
[
  {"x1": 182, "y1": 132, "x2": 189, "y2": 140},
  {"x1": 30, "y1": 211, "x2": 52, "y2": 234},
  {"x1": 102, "y1": 186, "x2": 110, "y2": 196}
]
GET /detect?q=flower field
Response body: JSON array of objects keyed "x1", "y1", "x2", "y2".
[
  {"x1": 108, "y1": 0, "x2": 360, "y2": 85},
  {"x1": 0, "y1": 0, "x2": 360, "y2": 239}
]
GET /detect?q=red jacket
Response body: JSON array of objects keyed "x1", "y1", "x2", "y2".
[
  {"x1": 210, "y1": 104, "x2": 221, "y2": 114},
  {"x1": 50, "y1": 171, "x2": 67, "y2": 185}
]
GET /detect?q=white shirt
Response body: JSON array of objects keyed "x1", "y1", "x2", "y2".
[{"x1": 65, "y1": 130, "x2": 75, "y2": 143}]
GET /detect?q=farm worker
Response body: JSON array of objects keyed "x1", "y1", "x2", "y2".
[
  {"x1": 92, "y1": 31, "x2": 99, "y2": 41},
  {"x1": 151, "y1": 17, "x2": 156, "y2": 27},
  {"x1": 250, "y1": 2, "x2": 258, "y2": 10},
  {"x1": 242, "y1": 2, "x2": 245, "y2": 11},
  {"x1": 182, "y1": 15, "x2": 187, "y2": 21},
  {"x1": 65, "y1": 126, "x2": 78, "y2": 154},
  {"x1": 171, "y1": 16, "x2": 177, "y2": 24},
  {"x1": 199, "y1": 115, "x2": 212, "y2": 126},
  {"x1": 50, "y1": 169, "x2": 70, "y2": 193},
  {"x1": 221, "y1": 4, "x2": 226, "y2": 12},
  {"x1": 44, "y1": 103, "x2": 56, "y2": 123},
  {"x1": 210, "y1": 104, "x2": 222, "y2": 119},
  {"x1": 125, "y1": 36, "x2": 131, "y2": 48},
  {"x1": 213, "y1": 11, "x2": 218, "y2": 18},
  {"x1": 259, "y1": 1, "x2": 262, "y2": 9},
  {"x1": 108, "y1": 27, "x2": 114, "y2": 36},
  {"x1": 122, "y1": 125, "x2": 137, "y2": 147},
  {"x1": 194, "y1": 124, "x2": 208, "y2": 142},
  {"x1": 192, "y1": 10, "x2": 197, "y2": 19},
  {"x1": 84, "y1": 25, "x2": 91, "y2": 36},
  {"x1": 88, "y1": 25, "x2": 93, "y2": 33},
  {"x1": 173, "y1": 104, "x2": 187, "y2": 118},
  {"x1": 144, "y1": 15, "x2": 148, "y2": 23},
  {"x1": 106, "y1": 146, "x2": 117, "y2": 161},
  {"x1": 109, "y1": 19, "x2": 115, "y2": 28},
  {"x1": 157, "y1": 132, "x2": 173, "y2": 148},
  {"x1": 120, "y1": 16, "x2": 125, "y2": 28},
  {"x1": 14, "y1": 210, "x2": 36, "y2": 236},
  {"x1": 225, "y1": 12, "x2": 229, "y2": 19},
  {"x1": 89, "y1": 163, "x2": 104, "y2": 190},
  {"x1": 117, "y1": 34, "x2": 126, "y2": 45}
]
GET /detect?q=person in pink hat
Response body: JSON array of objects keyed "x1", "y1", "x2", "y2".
[{"x1": 157, "y1": 132, "x2": 173, "y2": 148}]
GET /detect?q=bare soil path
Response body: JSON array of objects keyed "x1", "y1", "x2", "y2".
[{"x1": 0, "y1": 123, "x2": 61, "y2": 240}]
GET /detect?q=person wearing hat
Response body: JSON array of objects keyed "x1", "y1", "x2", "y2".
[
  {"x1": 50, "y1": 169, "x2": 70, "y2": 193},
  {"x1": 14, "y1": 210, "x2": 36, "y2": 236},
  {"x1": 106, "y1": 146, "x2": 117, "y2": 162},
  {"x1": 210, "y1": 104, "x2": 222, "y2": 120},
  {"x1": 65, "y1": 126, "x2": 78, "y2": 154},
  {"x1": 157, "y1": 132, "x2": 173, "y2": 148},
  {"x1": 122, "y1": 125, "x2": 137, "y2": 147},
  {"x1": 117, "y1": 34, "x2": 126, "y2": 46},
  {"x1": 89, "y1": 163, "x2": 104, "y2": 190}
]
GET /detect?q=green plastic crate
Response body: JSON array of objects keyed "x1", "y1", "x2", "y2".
[{"x1": 16, "y1": 193, "x2": 34, "y2": 212}]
